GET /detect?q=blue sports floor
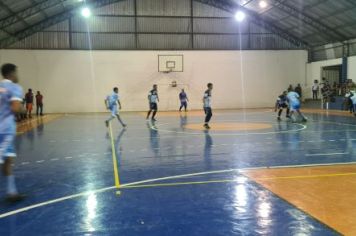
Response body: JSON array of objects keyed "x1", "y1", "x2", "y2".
[{"x1": 1, "y1": 109, "x2": 355, "y2": 235}]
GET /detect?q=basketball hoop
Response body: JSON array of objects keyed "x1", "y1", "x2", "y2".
[{"x1": 163, "y1": 68, "x2": 173, "y2": 74}]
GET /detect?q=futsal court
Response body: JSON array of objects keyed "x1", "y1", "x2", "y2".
[
  {"x1": 1, "y1": 0, "x2": 356, "y2": 235},
  {"x1": 0, "y1": 108, "x2": 355, "y2": 235}
]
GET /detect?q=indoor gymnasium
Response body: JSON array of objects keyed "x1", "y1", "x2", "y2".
[{"x1": 1, "y1": 0, "x2": 356, "y2": 235}]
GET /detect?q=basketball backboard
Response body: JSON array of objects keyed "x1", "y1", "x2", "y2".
[{"x1": 158, "y1": 55, "x2": 184, "y2": 72}]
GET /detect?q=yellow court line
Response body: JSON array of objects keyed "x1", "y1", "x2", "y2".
[{"x1": 108, "y1": 122, "x2": 121, "y2": 188}]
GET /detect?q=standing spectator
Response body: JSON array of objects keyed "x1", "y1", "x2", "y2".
[
  {"x1": 288, "y1": 84, "x2": 293, "y2": 92},
  {"x1": 25, "y1": 89, "x2": 34, "y2": 118},
  {"x1": 350, "y1": 93, "x2": 356, "y2": 116},
  {"x1": 312, "y1": 80, "x2": 319, "y2": 100},
  {"x1": 345, "y1": 89, "x2": 354, "y2": 113},
  {"x1": 35, "y1": 91, "x2": 44, "y2": 116}
]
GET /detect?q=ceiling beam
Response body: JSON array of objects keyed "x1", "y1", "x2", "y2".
[
  {"x1": 195, "y1": 0, "x2": 308, "y2": 47},
  {"x1": 272, "y1": 0, "x2": 348, "y2": 42},
  {"x1": 0, "y1": 0, "x2": 64, "y2": 30},
  {"x1": 0, "y1": 0, "x2": 310, "y2": 49}
]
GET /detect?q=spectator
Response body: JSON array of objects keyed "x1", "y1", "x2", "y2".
[
  {"x1": 25, "y1": 89, "x2": 34, "y2": 118},
  {"x1": 35, "y1": 91, "x2": 44, "y2": 116},
  {"x1": 312, "y1": 80, "x2": 319, "y2": 100}
]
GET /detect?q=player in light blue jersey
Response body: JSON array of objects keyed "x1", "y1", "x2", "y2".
[
  {"x1": 0, "y1": 63, "x2": 26, "y2": 202},
  {"x1": 105, "y1": 87, "x2": 126, "y2": 128},
  {"x1": 287, "y1": 88, "x2": 307, "y2": 123}
]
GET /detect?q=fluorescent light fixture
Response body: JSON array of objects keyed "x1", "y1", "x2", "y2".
[
  {"x1": 235, "y1": 11, "x2": 245, "y2": 22},
  {"x1": 259, "y1": 1, "x2": 268, "y2": 8},
  {"x1": 81, "y1": 7, "x2": 91, "y2": 18}
]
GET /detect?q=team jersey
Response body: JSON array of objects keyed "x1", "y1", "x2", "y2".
[
  {"x1": 148, "y1": 90, "x2": 158, "y2": 103},
  {"x1": 276, "y1": 94, "x2": 288, "y2": 105},
  {"x1": 287, "y1": 91, "x2": 300, "y2": 105},
  {"x1": 106, "y1": 92, "x2": 119, "y2": 110},
  {"x1": 0, "y1": 79, "x2": 23, "y2": 134},
  {"x1": 179, "y1": 92, "x2": 187, "y2": 102},
  {"x1": 203, "y1": 90, "x2": 212, "y2": 108}
]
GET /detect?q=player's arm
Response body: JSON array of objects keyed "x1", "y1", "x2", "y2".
[
  {"x1": 157, "y1": 95, "x2": 159, "y2": 102},
  {"x1": 274, "y1": 100, "x2": 279, "y2": 112},
  {"x1": 104, "y1": 98, "x2": 109, "y2": 109},
  {"x1": 10, "y1": 86, "x2": 24, "y2": 113},
  {"x1": 148, "y1": 92, "x2": 151, "y2": 102},
  {"x1": 11, "y1": 100, "x2": 23, "y2": 113},
  {"x1": 118, "y1": 100, "x2": 122, "y2": 109}
]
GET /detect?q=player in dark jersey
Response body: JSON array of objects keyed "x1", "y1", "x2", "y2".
[{"x1": 275, "y1": 91, "x2": 290, "y2": 121}]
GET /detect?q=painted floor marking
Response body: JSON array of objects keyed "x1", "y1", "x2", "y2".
[
  {"x1": 305, "y1": 152, "x2": 349, "y2": 157},
  {"x1": 2, "y1": 162, "x2": 356, "y2": 219}
]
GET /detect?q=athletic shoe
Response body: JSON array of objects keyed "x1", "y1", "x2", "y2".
[
  {"x1": 277, "y1": 117, "x2": 281, "y2": 121},
  {"x1": 122, "y1": 124, "x2": 127, "y2": 128},
  {"x1": 5, "y1": 194, "x2": 26, "y2": 203},
  {"x1": 151, "y1": 118, "x2": 157, "y2": 122},
  {"x1": 286, "y1": 115, "x2": 291, "y2": 119},
  {"x1": 302, "y1": 118, "x2": 308, "y2": 122},
  {"x1": 204, "y1": 124, "x2": 210, "y2": 129},
  {"x1": 105, "y1": 121, "x2": 109, "y2": 127}
]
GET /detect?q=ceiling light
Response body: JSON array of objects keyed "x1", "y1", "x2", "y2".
[
  {"x1": 259, "y1": 1, "x2": 268, "y2": 8},
  {"x1": 81, "y1": 7, "x2": 91, "y2": 18},
  {"x1": 235, "y1": 11, "x2": 246, "y2": 22}
]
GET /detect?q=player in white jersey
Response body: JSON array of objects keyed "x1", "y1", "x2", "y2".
[
  {"x1": 146, "y1": 84, "x2": 159, "y2": 121},
  {"x1": 203, "y1": 83, "x2": 213, "y2": 129},
  {"x1": 0, "y1": 63, "x2": 26, "y2": 202},
  {"x1": 105, "y1": 87, "x2": 126, "y2": 128},
  {"x1": 287, "y1": 88, "x2": 307, "y2": 123}
]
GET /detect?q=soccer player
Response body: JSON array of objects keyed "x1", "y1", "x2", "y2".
[
  {"x1": 105, "y1": 87, "x2": 126, "y2": 128},
  {"x1": 0, "y1": 63, "x2": 26, "y2": 202},
  {"x1": 146, "y1": 84, "x2": 159, "y2": 121},
  {"x1": 203, "y1": 83, "x2": 213, "y2": 129},
  {"x1": 275, "y1": 91, "x2": 290, "y2": 121},
  {"x1": 179, "y1": 89, "x2": 189, "y2": 112},
  {"x1": 287, "y1": 88, "x2": 307, "y2": 123}
]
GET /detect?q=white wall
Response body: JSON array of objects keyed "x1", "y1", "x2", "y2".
[
  {"x1": 0, "y1": 50, "x2": 307, "y2": 113},
  {"x1": 306, "y1": 55, "x2": 356, "y2": 98}
]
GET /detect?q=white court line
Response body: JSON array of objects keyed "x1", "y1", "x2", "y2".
[
  {"x1": 305, "y1": 152, "x2": 349, "y2": 157},
  {"x1": 2, "y1": 161, "x2": 356, "y2": 219},
  {"x1": 64, "y1": 156, "x2": 73, "y2": 159}
]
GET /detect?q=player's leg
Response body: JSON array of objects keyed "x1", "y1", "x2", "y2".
[
  {"x1": 105, "y1": 109, "x2": 116, "y2": 127},
  {"x1": 204, "y1": 107, "x2": 212, "y2": 129},
  {"x1": 151, "y1": 104, "x2": 157, "y2": 121},
  {"x1": 116, "y1": 114, "x2": 127, "y2": 127},
  {"x1": 1, "y1": 135, "x2": 25, "y2": 202},
  {"x1": 184, "y1": 102, "x2": 187, "y2": 112},
  {"x1": 146, "y1": 103, "x2": 153, "y2": 119},
  {"x1": 286, "y1": 107, "x2": 290, "y2": 118},
  {"x1": 277, "y1": 106, "x2": 283, "y2": 120},
  {"x1": 179, "y1": 102, "x2": 183, "y2": 112},
  {"x1": 296, "y1": 109, "x2": 307, "y2": 122}
]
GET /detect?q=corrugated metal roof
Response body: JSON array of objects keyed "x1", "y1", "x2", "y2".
[{"x1": 0, "y1": 0, "x2": 354, "y2": 58}]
